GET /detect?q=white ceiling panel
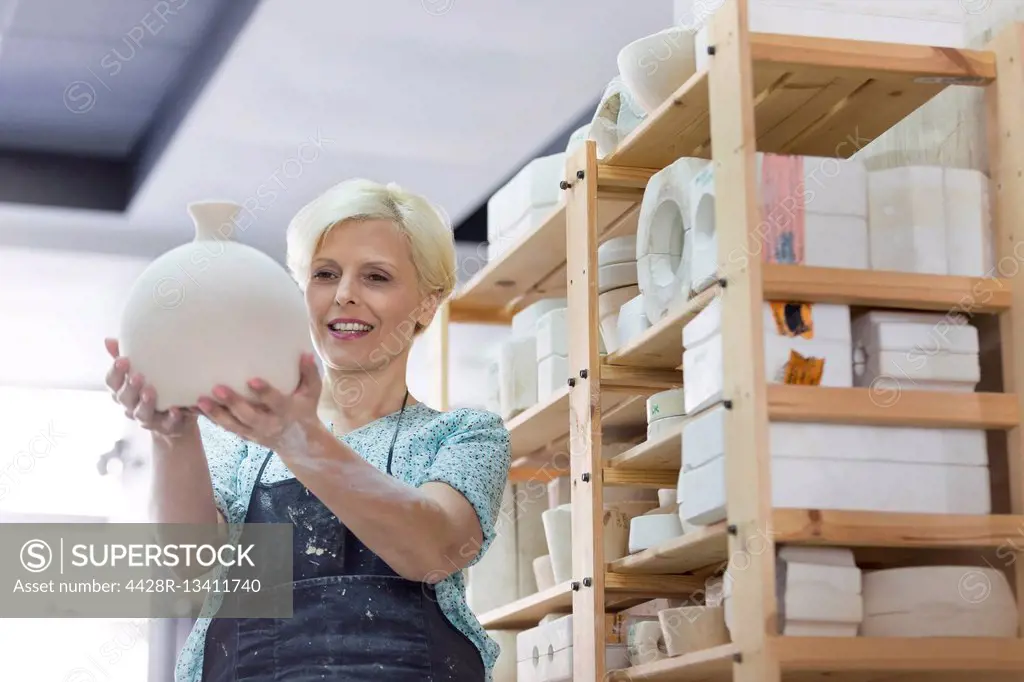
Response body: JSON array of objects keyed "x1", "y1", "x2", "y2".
[
  {"x1": 7, "y1": 0, "x2": 222, "y2": 47},
  {"x1": 126, "y1": 0, "x2": 675, "y2": 262}
]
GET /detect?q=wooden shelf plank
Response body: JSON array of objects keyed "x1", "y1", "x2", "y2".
[
  {"x1": 763, "y1": 264, "x2": 1012, "y2": 313},
  {"x1": 604, "y1": 33, "x2": 995, "y2": 169},
  {"x1": 605, "y1": 287, "x2": 718, "y2": 369},
  {"x1": 773, "y1": 510, "x2": 1024, "y2": 549},
  {"x1": 607, "y1": 637, "x2": 1024, "y2": 681},
  {"x1": 606, "y1": 266, "x2": 1010, "y2": 372},
  {"x1": 507, "y1": 370, "x2": 681, "y2": 463},
  {"x1": 609, "y1": 511, "x2": 1024, "y2": 577},
  {"x1": 768, "y1": 385, "x2": 1019, "y2": 429},
  {"x1": 605, "y1": 644, "x2": 737, "y2": 682},
  {"x1": 477, "y1": 581, "x2": 573, "y2": 630},
  {"x1": 606, "y1": 429, "x2": 681, "y2": 471},
  {"x1": 609, "y1": 522, "x2": 728, "y2": 576},
  {"x1": 604, "y1": 468, "x2": 677, "y2": 489},
  {"x1": 478, "y1": 574, "x2": 703, "y2": 630},
  {"x1": 774, "y1": 636, "x2": 1024, "y2": 673},
  {"x1": 449, "y1": 196, "x2": 639, "y2": 322}
]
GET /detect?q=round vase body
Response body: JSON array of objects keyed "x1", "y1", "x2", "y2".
[{"x1": 119, "y1": 202, "x2": 314, "y2": 411}]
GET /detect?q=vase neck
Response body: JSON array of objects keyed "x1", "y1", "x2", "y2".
[{"x1": 187, "y1": 202, "x2": 242, "y2": 242}]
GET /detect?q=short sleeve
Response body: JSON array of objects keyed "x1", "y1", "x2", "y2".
[
  {"x1": 421, "y1": 409, "x2": 511, "y2": 567},
  {"x1": 197, "y1": 416, "x2": 248, "y2": 520}
]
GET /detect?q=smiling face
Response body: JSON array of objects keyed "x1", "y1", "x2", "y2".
[{"x1": 305, "y1": 218, "x2": 437, "y2": 372}]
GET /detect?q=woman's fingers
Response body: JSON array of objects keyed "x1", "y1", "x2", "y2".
[
  {"x1": 295, "y1": 353, "x2": 322, "y2": 397},
  {"x1": 208, "y1": 386, "x2": 267, "y2": 429},
  {"x1": 105, "y1": 356, "x2": 130, "y2": 394},
  {"x1": 247, "y1": 378, "x2": 287, "y2": 413},
  {"x1": 198, "y1": 394, "x2": 253, "y2": 436},
  {"x1": 104, "y1": 338, "x2": 119, "y2": 359},
  {"x1": 117, "y1": 373, "x2": 144, "y2": 411},
  {"x1": 133, "y1": 385, "x2": 157, "y2": 424}
]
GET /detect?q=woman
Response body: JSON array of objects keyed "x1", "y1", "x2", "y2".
[{"x1": 103, "y1": 179, "x2": 511, "y2": 681}]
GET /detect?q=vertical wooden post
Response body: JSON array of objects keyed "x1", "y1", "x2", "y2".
[
  {"x1": 424, "y1": 298, "x2": 450, "y2": 411},
  {"x1": 565, "y1": 140, "x2": 605, "y2": 681},
  {"x1": 986, "y1": 22, "x2": 1024, "y2": 635},
  {"x1": 707, "y1": 0, "x2": 781, "y2": 680}
]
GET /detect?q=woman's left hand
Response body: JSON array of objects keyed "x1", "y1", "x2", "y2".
[{"x1": 197, "y1": 353, "x2": 325, "y2": 453}]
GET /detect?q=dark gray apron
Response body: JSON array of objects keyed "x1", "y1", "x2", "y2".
[{"x1": 200, "y1": 394, "x2": 485, "y2": 681}]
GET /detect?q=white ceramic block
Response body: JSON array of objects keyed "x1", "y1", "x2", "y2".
[
  {"x1": 692, "y1": 0, "x2": 964, "y2": 71},
  {"x1": 778, "y1": 545, "x2": 856, "y2": 568},
  {"x1": 498, "y1": 337, "x2": 538, "y2": 421},
  {"x1": 783, "y1": 622, "x2": 859, "y2": 637},
  {"x1": 683, "y1": 298, "x2": 853, "y2": 412},
  {"x1": 683, "y1": 332, "x2": 853, "y2": 414},
  {"x1": 687, "y1": 404, "x2": 990, "y2": 474},
  {"x1": 647, "y1": 387, "x2": 686, "y2": 422},
  {"x1": 657, "y1": 488, "x2": 676, "y2": 508},
  {"x1": 599, "y1": 235, "x2": 638, "y2": 266},
  {"x1": 682, "y1": 454, "x2": 991, "y2": 525},
  {"x1": 783, "y1": 561, "x2": 862, "y2": 597},
  {"x1": 537, "y1": 353, "x2": 568, "y2": 402},
  {"x1": 688, "y1": 154, "x2": 869, "y2": 287},
  {"x1": 487, "y1": 203, "x2": 557, "y2": 252},
  {"x1": 705, "y1": 576, "x2": 724, "y2": 607},
  {"x1": 684, "y1": 296, "x2": 852, "y2": 348},
  {"x1": 599, "y1": 261, "x2": 639, "y2": 293},
  {"x1": 542, "y1": 504, "x2": 630, "y2": 584},
  {"x1": 627, "y1": 620, "x2": 668, "y2": 667},
  {"x1": 945, "y1": 167, "x2": 994, "y2": 277},
  {"x1": 854, "y1": 348, "x2": 980, "y2": 390},
  {"x1": 648, "y1": 414, "x2": 686, "y2": 442},
  {"x1": 512, "y1": 298, "x2": 567, "y2": 339},
  {"x1": 517, "y1": 614, "x2": 630, "y2": 682},
  {"x1": 851, "y1": 309, "x2": 981, "y2": 391},
  {"x1": 484, "y1": 356, "x2": 501, "y2": 415},
  {"x1": 488, "y1": 153, "x2": 566, "y2": 239},
  {"x1": 536, "y1": 308, "x2": 567, "y2": 359},
  {"x1": 658, "y1": 605, "x2": 729, "y2": 657},
  {"x1": 779, "y1": 556, "x2": 863, "y2": 632},
  {"x1": 778, "y1": 546, "x2": 856, "y2": 567},
  {"x1": 853, "y1": 310, "x2": 979, "y2": 355},
  {"x1": 868, "y1": 166, "x2": 948, "y2": 274},
  {"x1": 599, "y1": 285, "x2": 640, "y2": 353},
  {"x1": 533, "y1": 555, "x2": 555, "y2": 592},
  {"x1": 783, "y1": 585, "x2": 863, "y2": 625},
  {"x1": 617, "y1": 294, "x2": 650, "y2": 348},
  {"x1": 628, "y1": 513, "x2": 683, "y2": 554},
  {"x1": 770, "y1": 422, "x2": 988, "y2": 467},
  {"x1": 862, "y1": 566, "x2": 1018, "y2": 638}
]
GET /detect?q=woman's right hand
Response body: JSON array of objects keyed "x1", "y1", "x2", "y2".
[{"x1": 104, "y1": 338, "x2": 197, "y2": 437}]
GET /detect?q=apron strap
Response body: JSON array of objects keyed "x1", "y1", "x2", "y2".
[
  {"x1": 252, "y1": 388, "x2": 411, "y2": 487},
  {"x1": 385, "y1": 389, "x2": 410, "y2": 477}
]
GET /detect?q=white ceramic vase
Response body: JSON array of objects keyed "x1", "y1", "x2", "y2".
[{"x1": 118, "y1": 201, "x2": 313, "y2": 411}]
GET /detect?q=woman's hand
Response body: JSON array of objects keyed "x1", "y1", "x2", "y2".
[
  {"x1": 104, "y1": 338, "x2": 197, "y2": 438},
  {"x1": 196, "y1": 353, "x2": 323, "y2": 453}
]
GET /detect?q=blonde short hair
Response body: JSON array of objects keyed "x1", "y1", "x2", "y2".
[{"x1": 285, "y1": 178, "x2": 458, "y2": 303}]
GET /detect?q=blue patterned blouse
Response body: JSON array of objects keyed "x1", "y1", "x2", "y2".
[{"x1": 173, "y1": 402, "x2": 511, "y2": 682}]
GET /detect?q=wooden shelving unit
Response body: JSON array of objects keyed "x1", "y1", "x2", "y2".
[{"x1": 438, "y1": 2, "x2": 1024, "y2": 679}]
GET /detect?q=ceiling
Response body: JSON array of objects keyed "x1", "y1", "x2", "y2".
[
  {"x1": 0, "y1": 0, "x2": 675, "y2": 259},
  {"x1": 0, "y1": 0, "x2": 676, "y2": 394}
]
